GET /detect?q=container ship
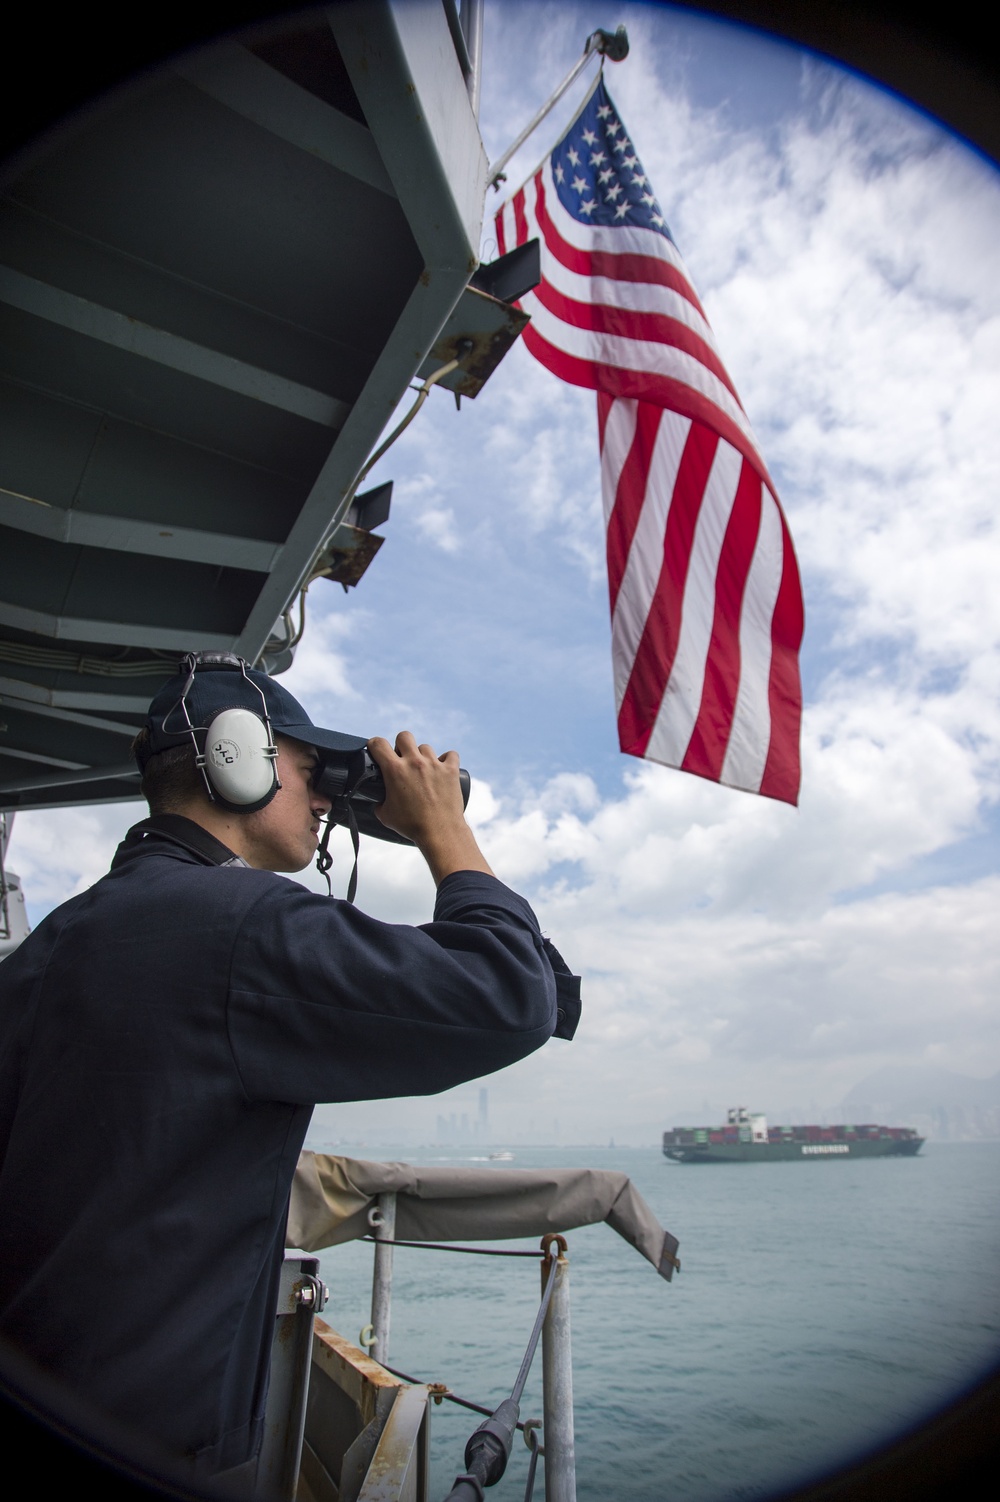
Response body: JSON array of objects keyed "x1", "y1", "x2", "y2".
[{"x1": 663, "y1": 1106, "x2": 925, "y2": 1163}]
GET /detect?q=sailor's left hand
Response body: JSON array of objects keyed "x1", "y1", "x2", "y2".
[{"x1": 368, "y1": 732, "x2": 493, "y2": 884}]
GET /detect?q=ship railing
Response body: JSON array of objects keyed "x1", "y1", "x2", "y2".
[
  {"x1": 268, "y1": 1155, "x2": 679, "y2": 1502},
  {"x1": 365, "y1": 1198, "x2": 575, "y2": 1502},
  {"x1": 264, "y1": 1214, "x2": 576, "y2": 1502}
]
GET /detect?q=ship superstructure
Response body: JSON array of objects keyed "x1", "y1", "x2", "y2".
[{"x1": 0, "y1": 0, "x2": 530, "y2": 820}]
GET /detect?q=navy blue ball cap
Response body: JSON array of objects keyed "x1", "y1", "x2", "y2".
[{"x1": 138, "y1": 654, "x2": 368, "y2": 769}]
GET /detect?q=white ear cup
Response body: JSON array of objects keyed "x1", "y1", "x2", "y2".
[{"x1": 204, "y1": 707, "x2": 277, "y2": 806}]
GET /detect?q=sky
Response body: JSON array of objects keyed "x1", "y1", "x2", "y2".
[{"x1": 7, "y1": 0, "x2": 1000, "y2": 1145}]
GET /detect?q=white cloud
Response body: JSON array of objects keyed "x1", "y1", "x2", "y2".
[
  {"x1": 415, "y1": 506, "x2": 461, "y2": 553},
  {"x1": 278, "y1": 609, "x2": 359, "y2": 702},
  {"x1": 6, "y1": 802, "x2": 142, "y2": 918}
]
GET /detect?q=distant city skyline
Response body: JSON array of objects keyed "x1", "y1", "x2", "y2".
[{"x1": 304, "y1": 1064, "x2": 1000, "y2": 1150}]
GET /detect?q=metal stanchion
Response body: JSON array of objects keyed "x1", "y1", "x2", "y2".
[
  {"x1": 541, "y1": 1236, "x2": 576, "y2": 1502},
  {"x1": 369, "y1": 1192, "x2": 397, "y2": 1367}
]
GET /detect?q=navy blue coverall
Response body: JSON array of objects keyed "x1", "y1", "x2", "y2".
[{"x1": 0, "y1": 820, "x2": 574, "y2": 1473}]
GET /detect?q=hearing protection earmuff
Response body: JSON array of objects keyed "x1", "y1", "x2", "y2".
[{"x1": 163, "y1": 653, "x2": 280, "y2": 813}]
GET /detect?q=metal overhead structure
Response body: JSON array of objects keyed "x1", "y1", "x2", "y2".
[{"x1": 0, "y1": 0, "x2": 532, "y2": 816}]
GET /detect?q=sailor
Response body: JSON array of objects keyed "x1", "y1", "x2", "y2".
[{"x1": 0, "y1": 654, "x2": 578, "y2": 1484}]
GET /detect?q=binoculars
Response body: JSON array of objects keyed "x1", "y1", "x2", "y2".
[{"x1": 313, "y1": 749, "x2": 471, "y2": 846}]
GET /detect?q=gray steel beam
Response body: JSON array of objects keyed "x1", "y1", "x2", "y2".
[
  {"x1": 0, "y1": 678, "x2": 149, "y2": 722},
  {"x1": 0, "y1": 761, "x2": 139, "y2": 796},
  {"x1": 0, "y1": 600, "x2": 236, "y2": 653},
  {"x1": 236, "y1": 283, "x2": 443, "y2": 656},
  {"x1": 0, "y1": 488, "x2": 282, "y2": 571},
  {"x1": 0, "y1": 693, "x2": 138, "y2": 735},
  {"x1": 0, "y1": 746, "x2": 88, "y2": 771},
  {"x1": 0, "y1": 199, "x2": 362, "y2": 411},
  {"x1": 174, "y1": 44, "x2": 395, "y2": 199},
  {"x1": 0, "y1": 697, "x2": 143, "y2": 781},
  {"x1": 16, "y1": 707, "x2": 136, "y2": 734},
  {"x1": 0, "y1": 268, "x2": 349, "y2": 429},
  {"x1": 234, "y1": 1, "x2": 488, "y2": 656},
  {"x1": 338, "y1": 1, "x2": 487, "y2": 269},
  {"x1": 355, "y1": 1384, "x2": 430, "y2": 1502},
  {"x1": 459, "y1": 0, "x2": 484, "y2": 117},
  {"x1": 0, "y1": 788, "x2": 144, "y2": 815}
]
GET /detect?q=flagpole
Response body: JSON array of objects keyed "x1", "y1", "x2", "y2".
[{"x1": 487, "y1": 25, "x2": 629, "y2": 191}]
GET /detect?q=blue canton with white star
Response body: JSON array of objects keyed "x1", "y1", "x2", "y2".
[{"x1": 550, "y1": 79, "x2": 673, "y2": 241}]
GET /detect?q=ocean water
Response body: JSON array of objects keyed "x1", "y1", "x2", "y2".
[{"x1": 306, "y1": 1142, "x2": 1000, "y2": 1502}]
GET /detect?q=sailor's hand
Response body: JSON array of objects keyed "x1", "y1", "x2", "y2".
[{"x1": 368, "y1": 732, "x2": 493, "y2": 884}]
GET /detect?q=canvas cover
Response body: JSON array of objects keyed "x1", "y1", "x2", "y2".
[{"x1": 287, "y1": 1153, "x2": 680, "y2": 1281}]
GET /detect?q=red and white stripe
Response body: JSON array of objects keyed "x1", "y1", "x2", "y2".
[{"x1": 496, "y1": 158, "x2": 803, "y2": 804}]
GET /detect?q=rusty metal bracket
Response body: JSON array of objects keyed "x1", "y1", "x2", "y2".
[
  {"x1": 540, "y1": 1232, "x2": 568, "y2": 1267},
  {"x1": 415, "y1": 284, "x2": 530, "y2": 399}
]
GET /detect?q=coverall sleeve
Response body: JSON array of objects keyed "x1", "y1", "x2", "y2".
[{"x1": 225, "y1": 871, "x2": 559, "y2": 1104}]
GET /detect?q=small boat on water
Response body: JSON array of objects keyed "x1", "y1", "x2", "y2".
[{"x1": 663, "y1": 1106, "x2": 925, "y2": 1163}]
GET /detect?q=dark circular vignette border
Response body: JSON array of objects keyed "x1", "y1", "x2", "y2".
[
  {"x1": 1, "y1": 3, "x2": 998, "y2": 1499},
  {"x1": 2, "y1": 2, "x2": 1000, "y2": 172}
]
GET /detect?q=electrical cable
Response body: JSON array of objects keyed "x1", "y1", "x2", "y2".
[
  {"x1": 510, "y1": 1255, "x2": 558, "y2": 1408},
  {"x1": 0, "y1": 640, "x2": 174, "y2": 677},
  {"x1": 281, "y1": 351, "x2": 469, "y2": 656},
  {"x1": 344, "y1": 353, "x2": 464, "y2": 508}
]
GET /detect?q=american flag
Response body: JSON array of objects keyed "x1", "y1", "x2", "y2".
[{"x1": 495, "y1": 78, "x2": 803, "y2": 804}]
